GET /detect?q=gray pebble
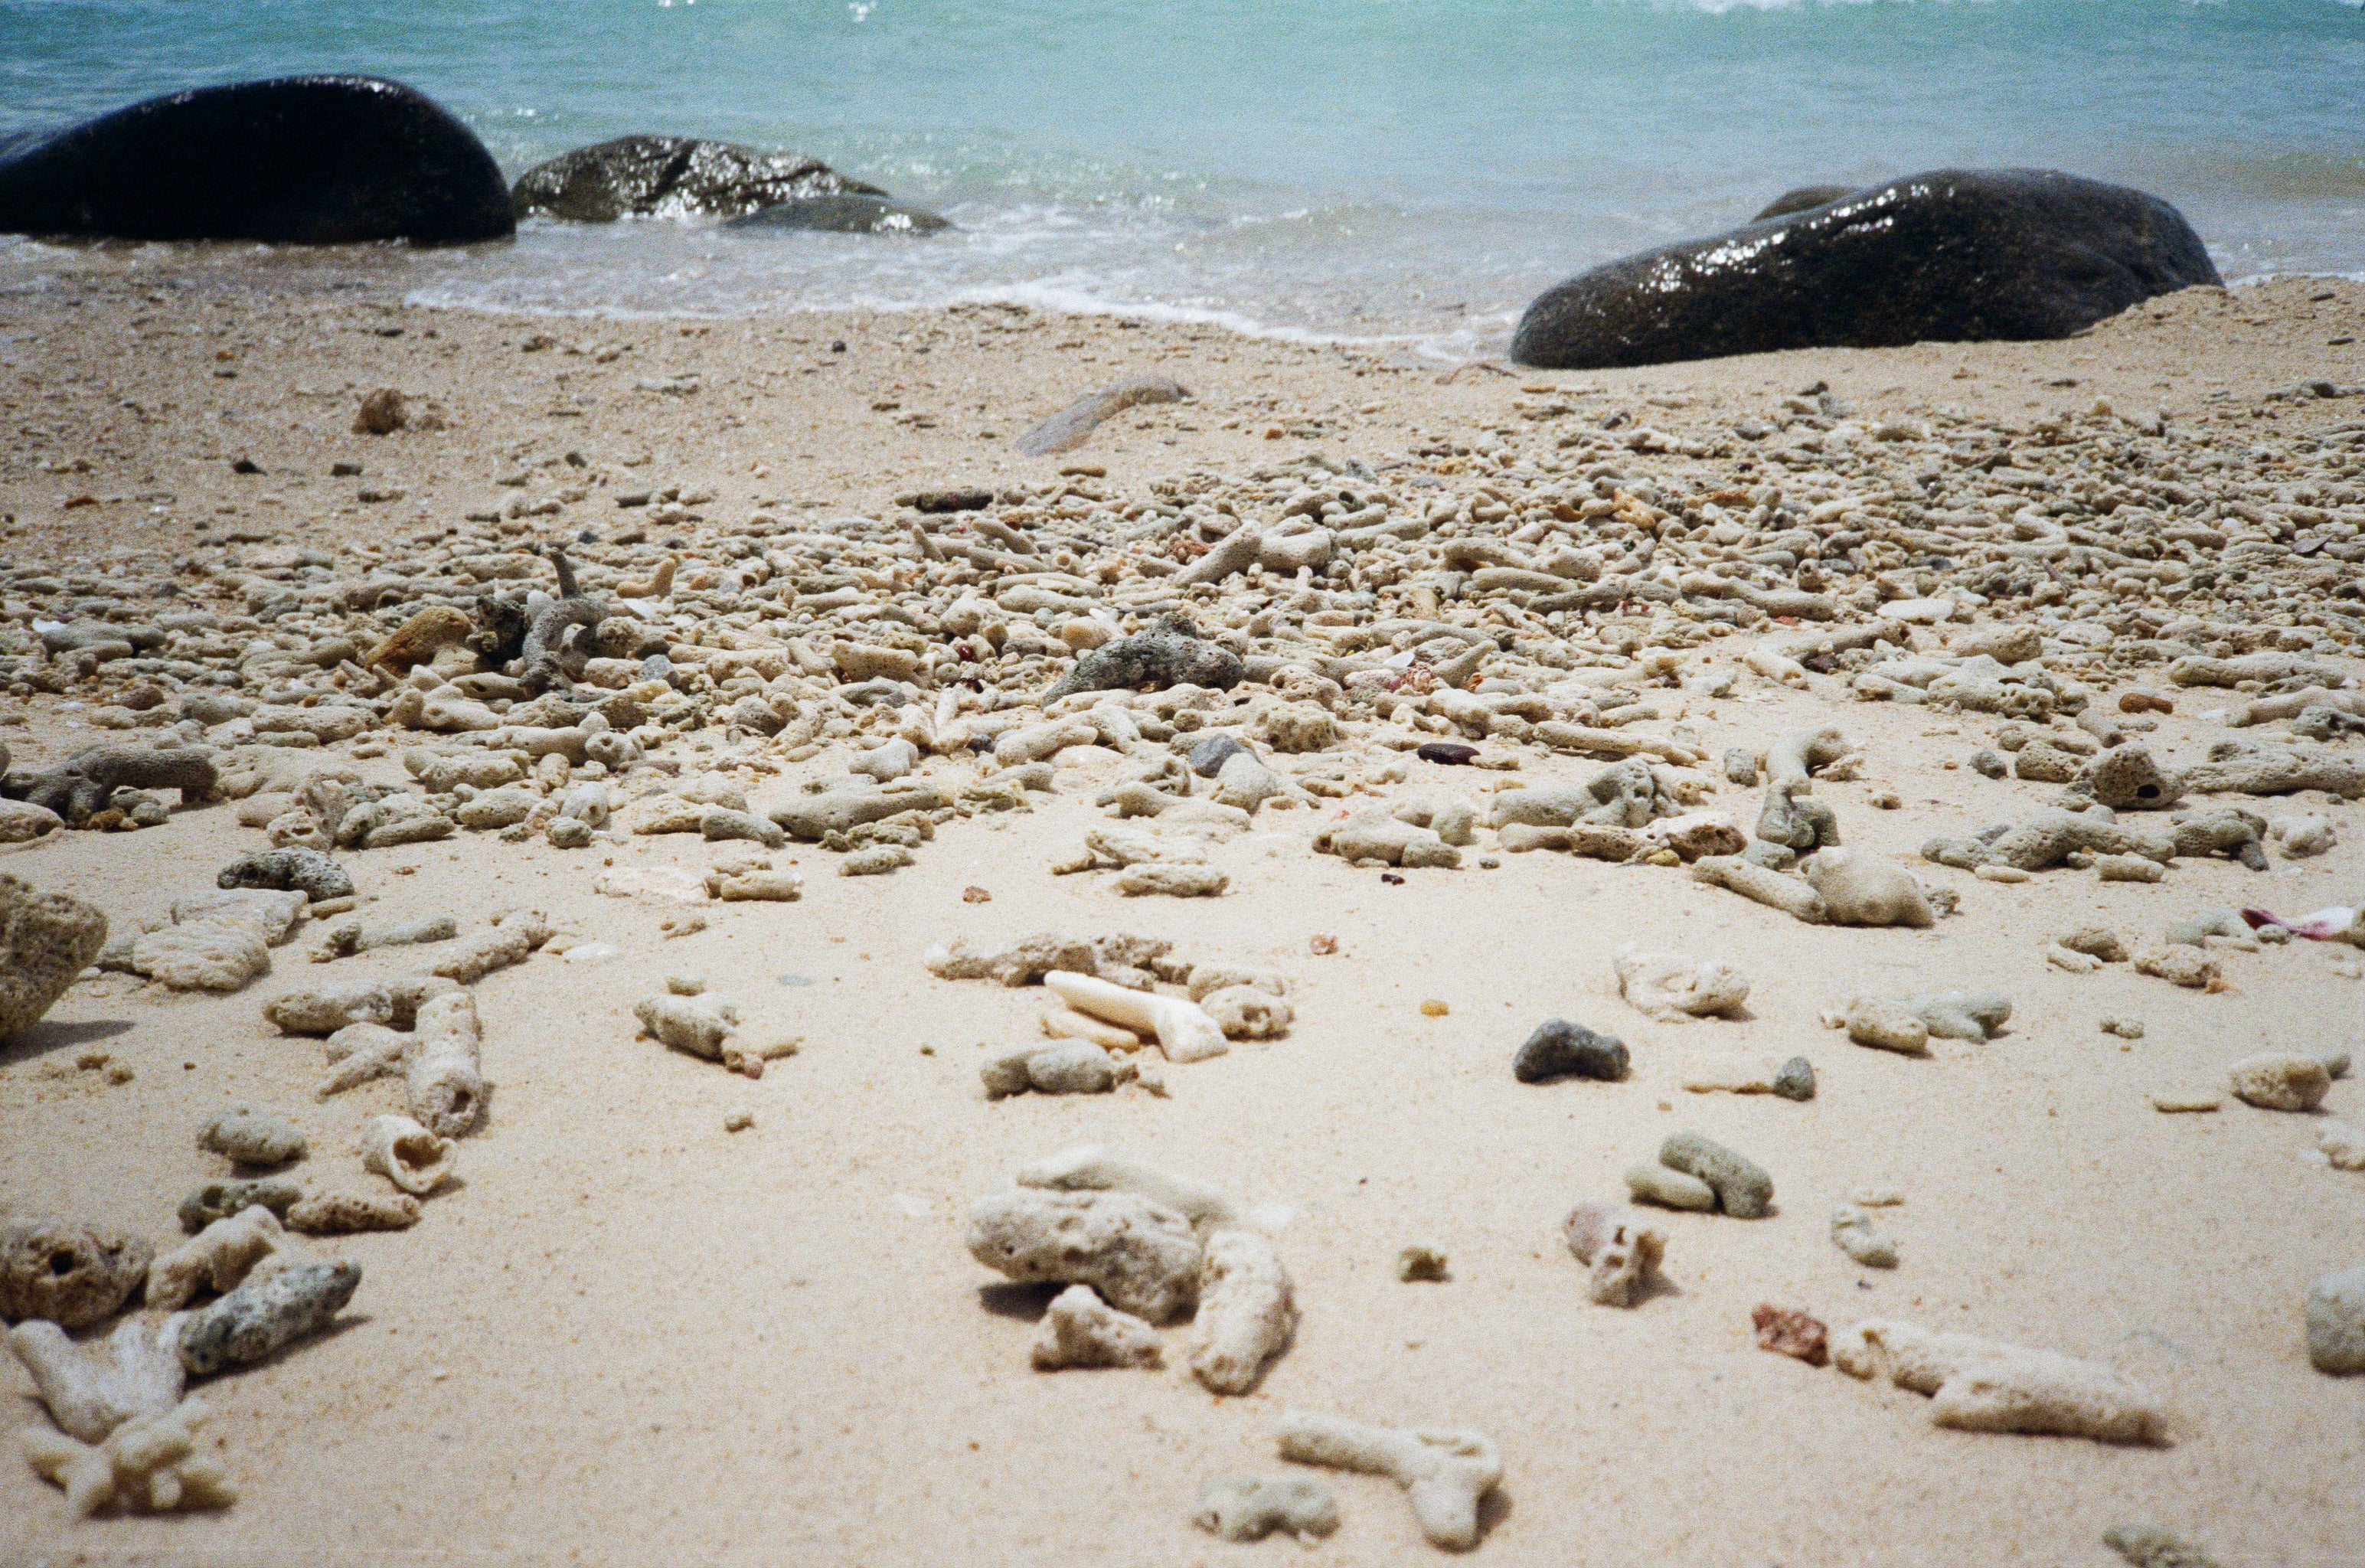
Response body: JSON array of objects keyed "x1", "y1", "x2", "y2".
[
  {"x1": 1512, "y1": 1018, "x2": 1629, "y2": 1084},
  {"x1": 1969, "y1": 748, "x2": 2008, "y2": 779},
  {"x1": 1659, "y1": 1130, "x2": 1774, "y2": 1218},
  {"x1": 177, "y1": 1176, "x2": 303, "y2": 1233},
  {"x1": 2306, "y1": 1266, "x2": 2365, "y2": 1375},
  {"x1": 1188, "y1": 733, "x2": 1252, "y2": 778},
  {"x1": 1772, "y1": 1056, "x2": 1817, "y2": 1101},
  {"x1": 1624, "y1": 1161, "x2": 1716, "y2": 1211},
  {"x1": 197, "y1": 1106, "x2": 307, "y2": 1169}
]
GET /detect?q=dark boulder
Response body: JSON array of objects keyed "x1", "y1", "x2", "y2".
[
  {"x1": 1753, "y1": 183, "x2": 1854, "y2": 222},
  {"x1": 511, "y1": 135, "x2": 883, "y2": 221},
  {"x1": 1512, "y1": 168, "x2": 2221, "y2": 371},
  {"x1": 724, "y1": 194, "x2": 950, "y2": 235},
  {"x1": 0, "y1": 76, "x2": 512, "y2": 245}
]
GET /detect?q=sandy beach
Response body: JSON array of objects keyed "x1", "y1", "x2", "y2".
[{"x1": 2, "y1": 250, "x2": 2363, "y2": 1567}]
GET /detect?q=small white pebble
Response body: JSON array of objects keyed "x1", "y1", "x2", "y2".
[
  {"x1": 667, "y1": 974, "x2": 707, "y2": 996},
  {"x1": 1974, "y1": 864, "x2": 2030, "y2": 884},
  {"x1": 723, "y1": 1109, "x2": 753, "y2": 1132}
]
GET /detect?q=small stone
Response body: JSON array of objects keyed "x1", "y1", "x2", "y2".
[
  {"x1": 1830, "y1": 1205, "x2": 1898, "y2": 1267},
  {"x1": 1752, "y1": 1303, "x2": 1829, "y2": 1365},
  {"x1": 1772, "y1": 1056, "x2": 1817, "y2": 1101},
  {"x1": 2101, "y1": 1015, "x2": 2145, "y2": 1040},
  {"x1": 2096, "y1": 854, "x2": 2166, "y2": 884},
  {"x1": 1396, "y1": 1246, "x2": 1449, "y2": 1282},
  {"x1": 1660, "y1": 1130, "x2": 1773, "y2": 1218},
  {"x1": 1309, "y1": 933, "x2": 1338, "y2": 956},
  {"x1": 1625, "y1": 1162, "x2": 1716, "y2": 1211},
  {"x1": 962, "y1": 885, "x2": 991, "y2": 903},
  {"x1": 2305, "y1": 1266, "x2": 2365, "y2": 1374},
  {"x1": 1419, "y1": 998, "x2": 1449, "y2": 1018},
  {"x1": 2149, "y1": 1088, "x2": 2223, "y2": 1112},
  {"x1": 2103, "y1": 1523, "x2": 2220, "y2": 1568},
  {"x1": 197, "y1": 1106, "x2": 308, "y2": 1168},
  {"x1": 724, "y1": 1109, "x2": 754, "y2": 1132},
  {"x1": 1968, "y1": 748, "x2": 2007, "y2": 779},
  {"x1": 1974, "y1": 863, "x2": 2030, "y2": 884},
  {"x1": 2228, "y1": 1053, "x2": 2331, "y2": 1112},
  {"x1": 1511, "y1": 1018, "x2": 1629, "y2": 1083}
]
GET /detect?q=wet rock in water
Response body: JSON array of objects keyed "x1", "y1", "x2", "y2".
[
  {"x1": 2306, "y1": 1266, "x2": 2365, "y2": 1374},
  {"x1": 1014, "y1": 375, "x2": 1191, "y2": 457},
  {"x1": 725, "y1": 193, "x2": 950, "y2": 234},
  {"x1": 511, "y1": 134, "x2": 881, "y2": 220},
  {"x1": 1753, "y1": 183, "x2": 1854, "y2": 221},
  {"x1": 176, "y1": 1259, "x2": 361, "y2": 1376},
  {"x1": 1192, "y1": 1475, "x2": 1340, "y2": 1543},
  {"x1": 1512, "y1": 168, "x2": 2219, "y2": 369},
  {"x1": 0, "y1": 874, "x2": 109, "y2": 1041},
  {"x1": 1273, "y1": 1410, "x2": 1501, "y2": 1550},
  {"x1": 1753, "y1": 1303, "x2": 1830, "y2": 1365},
  {"x1": 1045, "y1": 614, "x2": 1243, "y2": 701},
  {"x1": 0, "y1": 75, "x2": 513, "y2": 243},
  {"x1": 0, "y1": 1217, "x2": 152, "y2": 1329},
  {"x1": 1659, "y1": 1130, "x2": 1775, "y2": 1218},
  {"x1": 1512, "y1": 1018, "x2": 1630, "y2": 1083}
]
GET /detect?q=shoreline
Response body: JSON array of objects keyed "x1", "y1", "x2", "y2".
[{"x1": 2, "y1": 252, "x2": 2363, "y2": 1566}]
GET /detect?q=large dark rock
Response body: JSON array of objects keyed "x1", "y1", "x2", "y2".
[
  {"x1": 724, "y1": 194, "x2": 949, "y2": 235},
  {"x1": 511, "y1": 135, "x2": 883, "y2": 221},
  {"x1": 1512, "y1": 168, "x2": 2220, "y2": 371},
  {"x1": 0, "y1": 76, "x2": 513, "y2": 245}
]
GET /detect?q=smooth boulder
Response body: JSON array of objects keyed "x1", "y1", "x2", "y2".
[
  {"x1": 1753, "y1": 184, "x2": 1853, "y2": 222},
  {"x1": 724, "y1": 194, "x2": 950, "y2": 235},
  {"x1": 0, "y1": 75, "x2": 513, "y2": 245},
  {"x1": 1511, "y1": 168, "x2": 2220, "y2": 371},
  {"x1": 511, "y1": 135, "x2": 883, "y2": 221}
]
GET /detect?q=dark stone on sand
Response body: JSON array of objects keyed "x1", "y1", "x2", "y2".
[
  {"x1": 1416, "y1": 741, "x2": 1479, "y2": 766},
  {"x1": 1512, "y1": 168, "x2": 2221, "y2": 371},
  {"x1": 1188, "y1": 734, "x2": 1253, "y2": 779},
  {"x1": 903, "y1": 488, "x2": 995, "y2": 514},
  {"x1": 1044, "y1": 615, "x2": 1244, "y2": 703},
  {"x1": 511, "y1": 135, "x2": 882, "y2": 222},
  {"x1": 0, "y1": 76, "x2": 513, "y2": 245},
  {"x1": 1753, "y1": 184, "x2": 1854, "y2": 222},
  {"x1": 726, "y1": 194, "x2": 951, "y2": 235},
  {"x1": 1514, "y1": 1019, "x2": 1630, "y2": 1084}
]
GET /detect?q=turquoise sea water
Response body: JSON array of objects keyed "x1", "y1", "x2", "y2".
[{"x1": 3, "y1": 0, "x2": 2362, "y2": 355}]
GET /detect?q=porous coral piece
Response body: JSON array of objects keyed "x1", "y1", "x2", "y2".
[
  {"x1": 1799, "y1": 849, "x2": 1935, "y2": 927},
  {"x1": 1, "y1": 1217, "x2": 152, "y2": 1329},
  {"x1": 365, "y1": 605, "x2": 473, "y2": 675},
  {"x1": 198, "y1": 1106, "x2": 308, "y2": 1168},
  {"x1": 1192, "y1": 1475, "x2": 1341, "y2": 1543},
  {"x1": 982, "y1": 1040, "x2": 1133, "y2": 1097},
  {"x1": 2135, "y1": 946, "x2": 2220, "y2": 989},
  {"x1": 1563, "y1": 1203, "x2": 1666, "y2": 1307},
  {"x1": 2307, "y1": 1266, "x2": 2365, "y2": 1374},
  {"x1": 217, "y1": 847, "x2": 354, "y2": 903},
  {"x1": 1832, "y1": 1319, "x2": 2168, "y2": 1443},
  {"x1": 1690, "y1": 854, "x2": 1828, "y2": 923},
  {"x1": 132, "y1": 918, "x2": 269, "y2": 992},
  {"x1": 1842, "y1": 997, "x2": 1930, "y2": 1055},
  {"x1": 0, "y1": 874, "x2": 109, "y2": 1041},
  {"x1": 923, "y1": 932, "x2": 1097, "y2": 987},
  {"x1": 1276, "y1": 1410, "x2": 1503, "y2": 1550},
  {"x1": 360, "y1": 1114, "x2": 456, "y2": 1195},
  {"x1": 2226, "y1": 1054, "x2": 2330, "y2": 1112},
  {"x1": 2103, "y1": 1524, "x2": 2223, "y2": 1568},
  {"x1": 176, "y1": 1260, "x2": 361, "y2": 1376},
  {"x1": 1188, "y1": 1227, "x2": 1295, "y2": 1394},
  {"x1": 635, "y1": 994, "x2": 739, "y2": 1060},
  {"x1": 1029, "y1": 1284, "x2": 1162, "y2": 1370},
  {"x1": 1014, "y1": 1145, "x2": 1237, "y2": 1233},
  {"x1": 2075, "y1": 744, "x2": 2182, "y2": 811},
  {"x1": 430, "y1": 910, "x2": 550, "y2": 983},
  {"x1": 1044, "y1": 614, "x2": 1243, "y2": 701},
  {"x1": 22, "y1": 1398, "x2": 235, "y2": 1517},
  {"x1": 965, "y1": 1188, "x2": 1204, "y2": 1324},
  {"x1": 1911, "y1": 989, "x2": 2012, "y2": 1041},
  {"x1": 1313, "y1": 808, "x2": 1462, "y2": 868},
  {"x1": 1043, "y1": 971, "x2": 1227, "y2": 1063},
  {"x1": 177, "y1": 1177, "x2": 302, "y2": 1235},
  {"x1": 1659, "y1": 1130, "x2": 1774, "y2": 1218},
  {"x1": 14, "y1": 744, "x2": 217, "y2": 827},
  {"x1": 147, "y1": 1206, "x2": 310, "y2": 1310},
  {"x1": 286, "y1": 1191, "x2": 420, "y2": 1234},
  {"x1": 1830, "y1": 1205, "x2": 1899, "y2": 1268},
  {"x1": 407, "y1": 990, "x2": 487, "y2": 1137},
  {"x1": 7, "y1": 1317, "x2": 186, "y2": 1442},
  {"x1": 1614, "y1": 944, "x2": 1749, "y2": 1022},
  {"x1": 1198, "y1": 984, "x2": 1291, "y2": 1037}
]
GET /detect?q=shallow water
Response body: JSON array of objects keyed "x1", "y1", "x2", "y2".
[{"x1": 4, "y1": 0, "x2": 2362, "y2": 355}]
